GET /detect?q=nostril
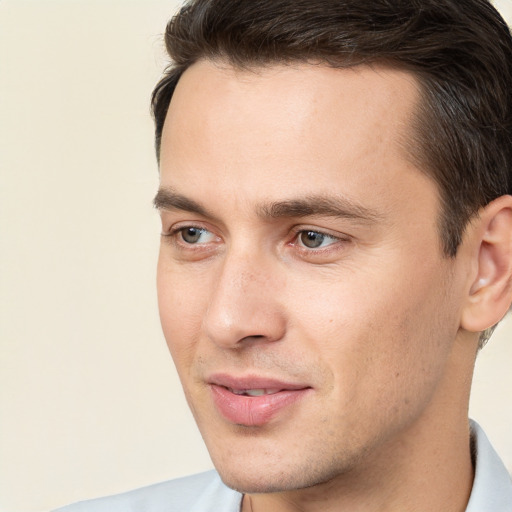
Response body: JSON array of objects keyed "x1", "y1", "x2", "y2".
[{"x1": 237, "y1": 334, "x2": 267, "y2": 345}]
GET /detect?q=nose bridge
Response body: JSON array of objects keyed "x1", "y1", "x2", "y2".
[{"x1": 203, "y1": 247, "x2": 286, "y2": 347}]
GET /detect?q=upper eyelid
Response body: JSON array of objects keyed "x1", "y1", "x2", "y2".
[
  {"x1": 296, "y1": 228, "x2": 338, "y2": 238},
  {"x1": 168, "y1": 224, "x2": 208, "y2": 234},
  {"x1": 161, "y1": 220, "x2": 214, "y2": 235},
  {"x1": 166, "y1": 225, "x2": 221, "y2": 247},
  {"x1": 290, "y1": 228, "x2": 352, "y2": 256},
  {"x1": 291, "y1": 226, "x2": 346, "y2": 240},
  {"x1": 160, "y1": 222, "x2": 348, "y2": 244},
  {"x1": 293, "y1": 230, "x2": 340, "y2": 247}
]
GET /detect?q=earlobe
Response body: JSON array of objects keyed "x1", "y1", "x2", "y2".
[{"x1": 461, "y1": 195, "x2": 512, "y2": 333}]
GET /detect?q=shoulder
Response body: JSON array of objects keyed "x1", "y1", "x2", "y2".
[{"x1": 52, "y1": 470, "x2": 242, "y2": 512}]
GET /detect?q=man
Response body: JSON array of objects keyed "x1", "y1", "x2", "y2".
[{"x1": 56, "y1": 0, "x2": 512, "y2": 510}]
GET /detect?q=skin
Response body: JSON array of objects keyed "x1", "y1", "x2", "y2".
[{"x1": 155, "y1": 60, "x2": 511, "y2": 511}]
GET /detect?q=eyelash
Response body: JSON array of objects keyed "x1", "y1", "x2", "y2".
[
  {"x1": 161, "y1": 225, "x2": 216, "y2": 246},
  {"x1": 161, "y1": 224, "x2": 348, "y2": 258},
  {"x1": 289, "y1": 229, "x2": 348, "y2": 260}
]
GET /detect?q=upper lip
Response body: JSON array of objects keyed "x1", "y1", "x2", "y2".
[{"x1": 208, "y1": 373, "x2": 311, "y2": 391}]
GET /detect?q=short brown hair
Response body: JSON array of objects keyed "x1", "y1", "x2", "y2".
[{"x1": 152, "y1": 0, "x2": 512, "y2": 259}]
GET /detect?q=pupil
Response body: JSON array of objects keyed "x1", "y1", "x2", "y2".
[
  {"x1": 301, "y1": 231, "x2": 324, "y2": 248},
  {"x1": 182, "y1": 227, "x2": 201, "y2": 243}
]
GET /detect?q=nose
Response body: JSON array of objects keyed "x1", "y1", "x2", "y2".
[{"x1": 203, "y1": 252, "x2": 287, "y2": 348}]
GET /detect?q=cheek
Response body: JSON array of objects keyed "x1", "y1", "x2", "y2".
[
  {"x1": 287, "y1": 260, "x2": 456, "y2": 397},
  {"x1": 157, "y1": 259, "x2": 207, "y2": 366}
]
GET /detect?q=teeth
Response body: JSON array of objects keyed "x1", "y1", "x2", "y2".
[
  {"x1": 229, "y1": 388, "x2": 281, "y2": 396},
  {"x1": 245, "y1": 389, "x2": 275, "y2": 397}
]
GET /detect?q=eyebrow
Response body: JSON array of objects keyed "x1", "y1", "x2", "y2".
[
  {"x1": 258, "y1": 196, "x2": 382, "y2": 224},
  {"x1": 153, "y1": 188, "x2": 213, "y2": 218},
  {"x1": 153, "y1": 187, "x2": 382, "y2": 224}
]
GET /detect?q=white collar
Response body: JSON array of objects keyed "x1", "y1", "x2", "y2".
[{"x1": 465, "y1": 420, "x2": 512, "y2": 511}]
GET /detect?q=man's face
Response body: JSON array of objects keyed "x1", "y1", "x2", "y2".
[{"x1": 156, "y1": 61, "x2": 468, "y2": 492}]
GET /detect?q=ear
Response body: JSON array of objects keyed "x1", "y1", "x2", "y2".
[{"x1": 461, "y1": 195, "x2": 512, "y2": 333}]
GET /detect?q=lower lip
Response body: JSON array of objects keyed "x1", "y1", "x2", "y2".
[{"x1": 210, "y1": 385, "x2": 310, "y2": 426}]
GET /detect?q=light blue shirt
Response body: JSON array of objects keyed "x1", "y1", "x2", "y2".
[{"x1": 54, "y1": 421, "x2": 512, "y2": 512}]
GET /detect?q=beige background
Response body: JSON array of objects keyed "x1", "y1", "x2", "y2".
[{"x1": 1, "y1": 1, "x2": 511, "y2": 511}]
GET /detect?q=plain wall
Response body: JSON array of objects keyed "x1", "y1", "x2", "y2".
[{"x1": 0, "y1": 1, "x2": 511, "y2": 511}]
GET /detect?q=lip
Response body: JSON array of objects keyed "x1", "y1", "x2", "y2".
[{"x1": 208, "y1": 374, "x2": 312, "y2": 426}]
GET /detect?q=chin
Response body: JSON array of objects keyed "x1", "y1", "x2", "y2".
[
  {"x1": 213, "y1": 457, "x2": 345, "y2": 495},
  {"x1": 218, "y1": 472, "x2": 303, "y2": 494}
]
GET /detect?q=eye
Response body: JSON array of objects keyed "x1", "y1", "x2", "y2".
[
  {"x1": 178, "y1": 227, "x2": 216, "y2": 244},
  {"x1": 297, "y1": 230, "x2": 338, "y2": 249}
]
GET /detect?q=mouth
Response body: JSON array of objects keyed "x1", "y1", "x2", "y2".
[
  {"x1": 208, "y1": 374, "x2": 312, "y2": 426},
  {"x1": 227, "y1": 388, "x2": 283, "y2": 397}
]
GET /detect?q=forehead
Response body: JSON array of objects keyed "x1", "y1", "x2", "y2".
[
  {"x1": 163, "y1": 60, "x2": 419, "y2": 138},
  {"x1": 159, "y1": 60, "x2": 430, "y2": 216}
]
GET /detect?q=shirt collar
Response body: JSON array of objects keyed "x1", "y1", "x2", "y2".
[{"x1": 465, "y1": 420, "x2": 512, "y2": 511}]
